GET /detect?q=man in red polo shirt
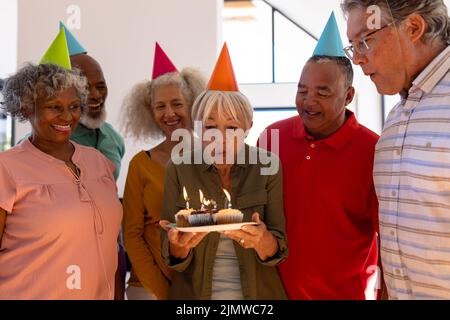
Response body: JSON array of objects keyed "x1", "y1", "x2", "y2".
[{"x1": 259, "y1": 12, "x2": 380, "y2": 299}]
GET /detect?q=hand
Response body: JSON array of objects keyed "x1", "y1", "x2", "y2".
[
  {"x1": 222, "y1": 213, "x2": 279, "y2": 261},
  {"x1": 159, "y1": 220, "x2": 208, "y2": 259}
]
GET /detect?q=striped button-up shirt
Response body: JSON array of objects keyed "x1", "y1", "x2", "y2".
[{"x1": 374, "y1": 46, "x2": 450, "y2": 299}]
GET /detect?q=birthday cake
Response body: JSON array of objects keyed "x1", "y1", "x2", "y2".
[{"x1": 175, "y1": 189, "x2": 243, "y2": 227}]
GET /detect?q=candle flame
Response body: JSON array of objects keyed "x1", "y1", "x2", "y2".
[
  {"x1": 183, "y1": 187, "x2": 189, "y2": 201},
  {"x1": 223, "y1": 189, "x2": 231, "y2": 202},
  {"x1": 199, "y1": 190, "x2": 204, "y2": 204}
]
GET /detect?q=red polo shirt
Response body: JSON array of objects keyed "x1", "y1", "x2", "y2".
[{"x1": 259, "y1": 110, "x2": 380, "y2": 300}]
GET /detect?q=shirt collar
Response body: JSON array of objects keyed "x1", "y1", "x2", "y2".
[
  {"x1": 200, "y1": 144, "x2": 250, "y2": 172},
  {"x1": 72, "y1": 123, "x2": 104, "y2": 138},
  {"x1": 292, "y1": 109, "x2": 359, "y2": 150},
  {"x1": 21, "y1": 137, "x2": 81, "y2": 166},
  {"x1": 410, "y1": 45, "x2": 450, "y2": 95}
]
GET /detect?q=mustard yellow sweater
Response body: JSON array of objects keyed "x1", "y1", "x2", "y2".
[{"x1": 122, "y1": 151, "x2": 173, "y2": 299}]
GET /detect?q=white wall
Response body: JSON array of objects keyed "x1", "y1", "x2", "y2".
[
  {"x1": 15, "y1": 0, "x2": 222, "y2": 196},
  {"x1": 0, "y1": 0, "x2": 17, "y2": 78}
]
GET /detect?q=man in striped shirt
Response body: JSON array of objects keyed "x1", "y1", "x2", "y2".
[{"x1": 343, "y1": 0, "x2": 450, "y2": 299}]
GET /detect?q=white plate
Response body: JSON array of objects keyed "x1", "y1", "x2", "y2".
[{"x1": 169, "y1": 222, "x2": 258, "y2": 233}]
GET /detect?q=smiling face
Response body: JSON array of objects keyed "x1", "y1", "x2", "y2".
[
  {"x1": 30, "y1": 87, "x2": 81, "y2": 144},
  {"x1": 152, "y1": 84, "x2": 192, "y2": 138},
  {"x1": 296, "y1": 60, "x2": 354, "y2": 139},
  {"x1": 70, "y1": 54, "x2": 108, "y2": 126},
  {"x1": 346, "y1": 7, "x2": 408, "y2": 95}
]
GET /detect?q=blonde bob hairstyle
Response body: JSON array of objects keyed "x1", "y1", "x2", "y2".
[
  {"x1": 191, "y1": 90, "x2": 254, "y2": 130},
  {"x1": 121, "y1": 68, "x2": 206, "y2": 140}
]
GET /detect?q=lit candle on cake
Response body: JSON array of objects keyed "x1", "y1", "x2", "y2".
[
  {"x1": 199, "y1": 190, "x2": 205, "y2": 210},
  {"x1": 183, "y1": 187, "x2": 190, "y2": 209},
  {"x1": 223, "y1": 189, "x2": 232, "y2": 208}
]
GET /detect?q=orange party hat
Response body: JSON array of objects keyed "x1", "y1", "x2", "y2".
[{"x1": 207, "y1": 43, "x2": 238, "y2": 92}]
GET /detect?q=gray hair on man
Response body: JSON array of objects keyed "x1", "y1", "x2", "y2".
[{"x1": 341, "y1": 0, "x2": 450, "y2": 44}]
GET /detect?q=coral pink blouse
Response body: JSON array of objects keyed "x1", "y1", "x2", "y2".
[{"x1": 0, "y1": 139, "x2": 122, "y2": 299}]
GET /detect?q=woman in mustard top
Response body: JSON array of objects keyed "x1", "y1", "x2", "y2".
[{"x1": 121, "y1": 48, "x2": 206, "y2": 299}]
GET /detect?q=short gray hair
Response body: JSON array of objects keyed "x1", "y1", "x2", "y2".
[
  {"x1": 341, "y1": 0, "x2": 450, "y2": 44},
  {"x1": 307, "y1": 55, "x2": 354, "y2": 88},
  {"x1": 191, "y1": 90, "x2": 254, "y2": 130},
  {"x1": 121, "y1": 68, "x2": 206, "y2": 140},
  {"x1": 1, "y1": 63, "x2": 88, "y2": 122}
]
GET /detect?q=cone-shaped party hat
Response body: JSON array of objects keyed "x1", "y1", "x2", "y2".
[
  {"x1": 313, "y1": 12, "x2": 345, "y2": 57},
  {"x1": 152, "y1": 42, "x2": 178, "y2": 80},
  {"x1": 207, "y1": 43, "x2": 238, "y2": 92},
  {"x1": 59, "y1": 21, "x2": 87, "y2": 56},
  {"x1": 39, "y1": 28, "x2": 72, "y2": 69}
]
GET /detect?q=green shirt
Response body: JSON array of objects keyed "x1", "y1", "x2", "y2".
[
  {"x1": 161, "y1": 144, "x2": 288, "y2": 300},
  {"x1": 71, "y1": 123, "x2": 125, "y2": 181}
]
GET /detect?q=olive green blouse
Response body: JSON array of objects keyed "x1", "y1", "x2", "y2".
[{"x1": 160, "y1": 144, "x2": 288, "y2": 300}]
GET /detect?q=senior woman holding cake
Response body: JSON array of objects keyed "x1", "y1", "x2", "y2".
[
  {"x1": 0, "y1": 29, "x2": 122, "y2": 299},
  {"x1": 121, "y1": 43, "x2": 206, "y2": 300},
  {"x1": 159, "y1": 44, "x2": 288, "y2": 300}
]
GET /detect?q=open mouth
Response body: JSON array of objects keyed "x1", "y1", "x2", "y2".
[
  {"x1": 87, "y1": 102, "x2": 103, "y2": 111},
  {"x1": 52, "y1": 124, "x2": 72, "y2": 134},
  {"x1": 165, "y1": 119, "x2": 181, "y2": 127},
  {"x1": 304, "y1": 110, "x2": 321, "y2": 116}
]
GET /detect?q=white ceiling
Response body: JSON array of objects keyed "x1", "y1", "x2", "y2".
[
  {"x1": 264, "y1": 0, "x2": 348, "y2": 41},
  {"x1": 264, "y1": 0, "x2": 450, "y2": 43}
]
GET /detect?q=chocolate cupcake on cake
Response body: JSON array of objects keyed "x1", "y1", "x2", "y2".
[
  {"x1": 187, "y1": 194, "x2": 215, "y2": 226},
  {"x1": 175, "y1": 208, "x2": 195, "y2": 227}
]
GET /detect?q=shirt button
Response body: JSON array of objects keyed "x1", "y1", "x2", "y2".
[
  {"x1": 426, "y1": 142, "x2": 432, "y2": 148},
  {"x1": 392, "y1": 191, "x2": 397, "y2": 197},
  {"x1": 390, "y1": 230, "x2": 396, "y2": 236},
  {"x1": 395, "y1": 269, "x2": 401, "y2": 275},
  {"x1": 396, "y1": 149, "x2": 401, "y2": 156},
  {"x1": 404, "y1": 111, "x2": 411, "y2": 116},
  {"x1": 311, "y1": 144, "x2": 316, "y2": 149},
  {"x1": 306, "y1": 156, "x2": 311, "y2": 160}
]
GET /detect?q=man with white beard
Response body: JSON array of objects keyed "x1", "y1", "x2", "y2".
[{"x1": 70, "y1": 53, "x2": 125, "y2": 181}]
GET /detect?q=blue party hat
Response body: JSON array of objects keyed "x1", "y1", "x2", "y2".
[
  {"x1": 313, "y1": 12, "x2": 345, "y2": 57},
  {"x1": 59, "y1": 21, "x2": 87, "y2": 56}
]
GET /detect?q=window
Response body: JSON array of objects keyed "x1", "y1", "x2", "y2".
[
  {"x1": 223, "y1": 0, "x2": 273, "y2": 83},
  {"x1": 246, "y1": 108, "x2": 297, "y2": 146},
  {"x1": 0, "y1": 105, "x2": 13, "y2": 151},
  {"x1": 273, "y1": 11, "x2": 316, "y2": 83},
  {"x1": 224, "y1": 0, "x2": 318, "y2": 84},
  {"x1": 224, "y1": 1, "x2": 315, "y2": 146}
]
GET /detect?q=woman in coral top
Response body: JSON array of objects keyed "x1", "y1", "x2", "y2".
[
  {"x1": 121, "y1": 43, "x2": 206, "y2": 300},
  {"x1": 0, "y1": 63, "x2": 122, "y2": 299}
]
